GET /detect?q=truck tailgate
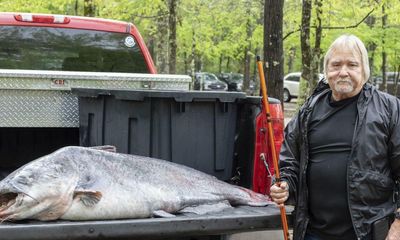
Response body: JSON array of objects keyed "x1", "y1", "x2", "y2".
[{"x1": 0, "y1": 205, "x2": 290, "y2": 240}]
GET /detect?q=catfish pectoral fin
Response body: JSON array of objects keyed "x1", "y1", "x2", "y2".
[
  {"x1": 73, "y1": 190, "x2": 102, "y2": 207},
  {"x1": 179, "y1": 200, "x2": 233, "y2": 215},
  {"x1": 152, "y1": 210, "x2": 176, "y2": 218}
]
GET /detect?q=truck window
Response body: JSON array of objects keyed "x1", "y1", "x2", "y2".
[{"x1": 0, "y1": 26, "x2": 148, "y2": 73}]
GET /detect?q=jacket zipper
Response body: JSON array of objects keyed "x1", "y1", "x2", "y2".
[
  {"x1": 346, "y1": 94, "x2": 368, "y2": 240},
  {"x1": 300, "y1": 107, "x2": 311, "y2": 239},
  {"x1": 299, "y1": 98, "x2": 319, "y2": 239}
]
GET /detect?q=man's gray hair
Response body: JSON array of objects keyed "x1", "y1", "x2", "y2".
[{"x1": 323, "y1": 34, "x2": 370, "y2": 82}]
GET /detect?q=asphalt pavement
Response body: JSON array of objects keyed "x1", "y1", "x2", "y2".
[
  {"x1": 229, "y1": 230, "x2": 286, "y2": 240},
  {"x1": 284, "y1": 99, "x2": 298, "y2": 126}
]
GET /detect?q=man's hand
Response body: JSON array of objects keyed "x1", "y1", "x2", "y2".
[
  {"x1": 386, "y1": 218, "x2": 400, "y2": 240},
  {"x1": 269, "y1": 181, "x2": 289, "y2": 207}
]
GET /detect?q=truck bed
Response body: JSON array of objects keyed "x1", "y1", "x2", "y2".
[{"x1": 0, "y1": 205, "x2": 291, "y2": 240}]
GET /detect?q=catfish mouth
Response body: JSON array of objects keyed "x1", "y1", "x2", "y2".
[{"x1": 0, "y1": 192, "x2": 18, "y2": 221}]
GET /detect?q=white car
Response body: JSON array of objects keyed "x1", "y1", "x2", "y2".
[{"x1": 283, "y1": 72, "x2": 324, "y2": 102}]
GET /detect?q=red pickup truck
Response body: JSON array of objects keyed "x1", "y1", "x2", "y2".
[{"x1": 0, "y1": 12, "x2": 285, "y2": 240}]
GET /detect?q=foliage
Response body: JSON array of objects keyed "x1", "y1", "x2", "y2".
[
  {"x1": 1, "y1": 0, "x2": 400, "y2": 79},
  {"x1": 283, "y1": 0, "x2": 400, "y2": 78}
]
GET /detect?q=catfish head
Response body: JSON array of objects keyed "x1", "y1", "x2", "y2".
[{"x1": 0, "y1": 155, "x2": 79, "y2": 221}]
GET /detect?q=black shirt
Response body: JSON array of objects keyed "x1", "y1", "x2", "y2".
[{"x1": 307, "y1": 91, "x2": 359, "y2": 240}]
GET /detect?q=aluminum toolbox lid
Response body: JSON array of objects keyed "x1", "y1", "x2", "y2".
[
  {"x1": 0, "y1": 69, "x2": 191, "y2": 91},
  {"x1": 72, "y1": 88, "x2": 247, "y2": 103},
  {"x1": 0, "y1": 70, "x2": 192, "y2": 127}
]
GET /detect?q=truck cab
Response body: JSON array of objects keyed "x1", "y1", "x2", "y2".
[
  {"x1": 0, "y1": 13, "x2": 155, "y2": 73},
  {"x1": 0, "y1": 12, "x2": 157, "y2": 178}
]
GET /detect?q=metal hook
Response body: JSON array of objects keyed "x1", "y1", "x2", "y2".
[{"x1": 260, "y1": 153, "x2": 273, "y2": 178}]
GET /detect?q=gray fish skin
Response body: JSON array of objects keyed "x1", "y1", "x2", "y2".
[{"x1": 0, "y1": 146, "x2": 271, "y2": 221}]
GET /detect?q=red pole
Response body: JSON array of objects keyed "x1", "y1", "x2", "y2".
[{"x1": 256, "y1": 56, "x2": 290, "y2": 240}]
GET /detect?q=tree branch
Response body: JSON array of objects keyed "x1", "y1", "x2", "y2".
[
  {"x1": 386, "y1": 25, "x2": 400, "y2": 29},
  {"x1": 323, "y1": 8, "x2": 374, "y2": 30},
  {"x1": 283, "y1": 28, "x2": 301, "y2": 41},
  {"x1": 283, "y1": 8, "x2": 375, "y2": 41}
]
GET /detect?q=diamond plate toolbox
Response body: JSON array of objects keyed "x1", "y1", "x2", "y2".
[{"x1": 0, "y1": 69, "x2": 192, "y2": 127}]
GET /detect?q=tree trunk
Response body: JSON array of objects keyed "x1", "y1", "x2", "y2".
[
  {"x1": 381, "y1": 3, "x2": 388, "y2": 93},
  {"x1": 243, "y1": 0, "x2": 253, "y2": 94},
  {"x1": 287, "y1": 47, "x2": 296, "y2": 73},
  {"x1": 365, "y1": 15, "x2": 376, "y2": 81},
  {"x1": 84, "y1": 0, "x2": 95, "y2": 17},
  {"x1": 74, "y1": 0, "x2": 79, "y2": 15},
  {"x1": 148, "y1": 38, "x2": 155, "y2": 61},
  {"x1": 311, "y1": 0, "x2": 323, "y2": 89},
  {"x1": 168, "y1": 0, "x2": 177, "y2": 74},
  {"x1": 195, "y1": 56, "x2": 202, "y2": 72},
  {"x1": 156, "y1": 8, "x2": 169, "y2": 74},
  {"x1": 263, "y1": 0, "x2": 284, "y2": 101},
  {"x1": 194, "y1": 30, "x2": 202, "y2": 73},
  {"x1": 369, "y1": 43, "x2": 377, "y2": 83},
  {"x1": 190, "y1": 30, "x2": 196, "y2": 89},
  {"x1": 219, "y1": 55, "x2": 223, "y2": 73},
  {"x1": 184, "y1": 51, "x2": 188, "y2": 75},
  {"x1": 243, "y1": 47, "x2": 251, "y2": 93},
  {"x1": 394, "y1": 63, "x2": 400, "y2": 97},
  {"x1": 299, "y1": 0, "x2": 312, "y2": 106}
]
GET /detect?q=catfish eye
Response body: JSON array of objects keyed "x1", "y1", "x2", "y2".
[{"x1": 16, "y1": 176, "x2": 30, "y2": 185}]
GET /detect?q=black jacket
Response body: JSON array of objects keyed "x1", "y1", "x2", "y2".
[{"x1": 280, "y1": 82, "x2": 400, "y2": 240}]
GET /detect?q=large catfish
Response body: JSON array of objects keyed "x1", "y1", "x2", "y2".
[{"x1": 0, "y1": 146, "x2": 271, "y2": 221}]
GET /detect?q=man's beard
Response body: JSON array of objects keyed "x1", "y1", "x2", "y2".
[{"x1": 334, "y1": 78, "x2": 354, "y2": 94}]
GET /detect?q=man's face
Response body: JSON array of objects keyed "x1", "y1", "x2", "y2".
[{"x1": 326, "y1": 48, "x2": 364, "y2": 101}]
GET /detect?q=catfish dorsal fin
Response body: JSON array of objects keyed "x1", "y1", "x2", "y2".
[
  {"x1": 88, "y1": 145, "x2": 117, "y2": 153},
  {"x1": 73, "y1": 190, "x2": 102, "y2": 207}
]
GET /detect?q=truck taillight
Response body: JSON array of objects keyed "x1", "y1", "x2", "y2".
[
  {"x1": 14, "y1": 14, "x2": 70, "y2": 24},
  {"x1": 252, "y1": 101, "x2": 284, "y2": 195},
  {"x1": 270, "y1": 104, "x2": 284, "y2": 148}
]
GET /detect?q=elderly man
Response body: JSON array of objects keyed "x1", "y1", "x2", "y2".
[{"x1": 270, "y1": 34, "x2": 400, "y2": 240}]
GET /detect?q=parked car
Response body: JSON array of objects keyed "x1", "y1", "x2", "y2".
[
  {"x1": 373, "y1": 72, "x2": 400, "y2": 97},
  {"x1": 193, "y1": 72, "x2": 228, "y2": 91},
  {"x1": 283, "y1": 72, "x2": 324, "y2": 102},
  {"x1": 218, "y1": 73, "x2": 244, "y2": 91},
  {"x1": 218, "y1": 73, "x2": 257, "y2": 94}
]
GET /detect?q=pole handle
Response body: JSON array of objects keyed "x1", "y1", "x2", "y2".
[{"x1": 256, "y1": 55, "x2": 290, "y2": 240}]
